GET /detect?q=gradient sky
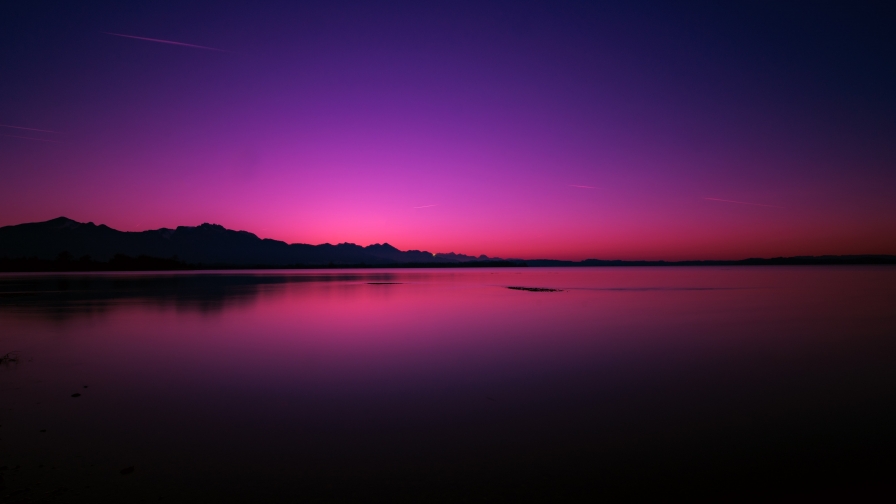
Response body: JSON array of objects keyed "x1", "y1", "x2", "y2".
[{"x1": 1, "y1": 1, "x2": 895, "y2": 260}]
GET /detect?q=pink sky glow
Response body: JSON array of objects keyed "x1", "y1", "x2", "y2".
[{"x1": 1, "y1": 2, "x2": 894, "y2": 260}]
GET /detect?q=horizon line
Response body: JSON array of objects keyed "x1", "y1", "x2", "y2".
[{"x1": 1, "y1": 216, "x2": 893, "y2": 264}]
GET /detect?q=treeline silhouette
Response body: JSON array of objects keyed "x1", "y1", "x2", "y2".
[
  {"x1": 526, "y1": 255, "x2": 896, "y2": 267},
  {"x1": 0, "y1": 252, "x2": 524, "y2": 272},
  {"x1": 2, "y1": 252, "x2": 894, "y2": 272},
  {"x1": 0, "y1": 253, "x2": 190, "y2": 272}
]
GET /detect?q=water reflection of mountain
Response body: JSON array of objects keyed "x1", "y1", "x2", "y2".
[{"x1": 0, "y1": 272, "x2": 400, "y2": 320}]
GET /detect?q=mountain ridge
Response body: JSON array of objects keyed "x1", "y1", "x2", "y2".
[
  {"x1": 0, "y1": 217, "x2": 495, "y2": 266},
  {"x1": 1, "y1": 217, "x2": 894, "y2": 269}
]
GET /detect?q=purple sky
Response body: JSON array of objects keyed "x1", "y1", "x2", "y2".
[{"x1": 2, "y1": 1, "x2": 895, "y2": 260}]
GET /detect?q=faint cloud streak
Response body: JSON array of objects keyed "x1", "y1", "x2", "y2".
[
  {"x1": 704, "y1": 197, "x2": 783, "y2": 209},
  {"x1": 569, "y1": 185, "x2": 596, "y2": 189},
  {"x1": 414, "y1": 204, "x2": 437, "y2": 209},
  {"x1": 105, "y1": 32, "x2": 230, "y2": 52}
]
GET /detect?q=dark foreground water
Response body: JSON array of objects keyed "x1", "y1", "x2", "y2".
[{"x1": 1, "y1": 267, "x2": 895, "y2": 502}]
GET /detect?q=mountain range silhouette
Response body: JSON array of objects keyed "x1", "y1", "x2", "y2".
[
  {"x1": 0, "y1": 217, "x2": 493, "y2": 266},
  {"x1": 1, "y1": 217, "x2": 894, "y2": 270}
]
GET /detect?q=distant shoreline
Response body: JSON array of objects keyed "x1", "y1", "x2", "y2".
[
  {"x1": 1, "y1": 255, "x2": 894, "y2": 272},
  {"x1": 4, "y1": 218, "x2": 895, "y2": 272}
]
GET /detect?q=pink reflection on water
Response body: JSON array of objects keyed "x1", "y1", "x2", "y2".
[
  {"x1": 1, "y1": 267, "x2": 895, "y2": 499},
  {"x1": 3, "y1": 267, "x2": 893, "y2": 393}
]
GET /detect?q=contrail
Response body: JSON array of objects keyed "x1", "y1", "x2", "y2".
[
  {"x1": 0, "y1": 133, "x2": 62, "y2": 143},
  {"x1": 0, "y1": 124, "x2": 62, "y2": 134},
  {"x1": 414, "y1": 204, "x2": 437, "y2": 209},
  {"x1": 569, "y1": 184, "x2": 596, "y2": 189},
  {"x1": 105, "y1": 32, "x2": 230, "y2": 52},
  {"x1": 704, "y1": 197, "x2": 782, "y2": 209}
]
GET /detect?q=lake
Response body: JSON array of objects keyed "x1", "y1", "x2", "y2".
[{"x1": 1, "y1": 267, "x2": 895, "y2": 501}]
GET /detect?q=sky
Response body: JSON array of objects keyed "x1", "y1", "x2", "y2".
[{"x1": 1, "y1": 0, "x2": 895, "y2": 260}]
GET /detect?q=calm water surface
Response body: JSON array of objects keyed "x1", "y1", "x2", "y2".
[{"x1": 1, "y1": 267, "x2": 895, "y2": 501}]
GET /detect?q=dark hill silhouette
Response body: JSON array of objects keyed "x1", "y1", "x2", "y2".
[
  {"x1": 1, "y1": 217, "x2": 894, "y2": 271},
  {"x1": 434, "y1": 252, "x2": 492, "y2": 262},
  {"x1": 0, "y1": 217, "x2": 474, "y2": 266}
]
